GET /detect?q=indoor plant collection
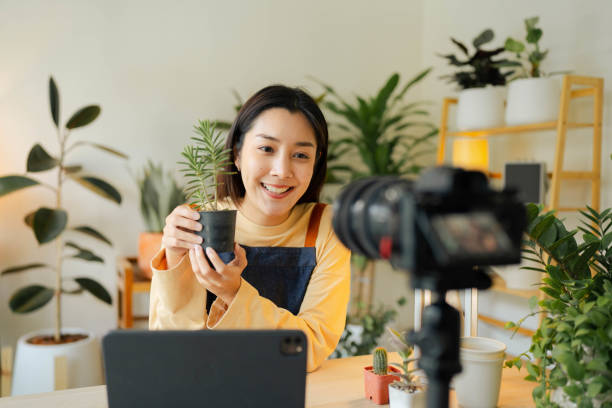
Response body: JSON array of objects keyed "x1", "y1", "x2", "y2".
[
  {"x1": 178, "y1": 119, "x2": 236, "y2": 253},
  {"x1": 135, "y1": 160, "x2": 185, "y2": 278},
  {"x1": 505, "y1": 203, "x2": 612, "y2": 407},
  {"x1": 0, "y1": 77, "x2": 126, "y2": 394}
]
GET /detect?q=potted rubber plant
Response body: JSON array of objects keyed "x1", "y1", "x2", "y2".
[
  {"x1": 135, "y1": 160, "x2": 185, "y2": 278},
  {"x1": 0, "y1": 76, "x2": 126, "y2": 395},
  {"x1": 178, "y1": 120, "x2": 236, "y2": 253},
  {"x1": 504, "y1": 16, "x2": 563, "y2": 125},
  {"x1": 364, "y1": 347, "x2": 401, "y2": 405},
  {"x1": 505, "y1": 203, "x2": 612, "y2": 407},
  {"x1": 387, "y1": 328, "x2": 425, "y2": 408},
  {"x1": 439, "y1": 29, "x2": 520, "y2": 130}
]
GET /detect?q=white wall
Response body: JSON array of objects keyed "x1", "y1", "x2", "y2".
[
  {"x1": 0, "y1": 0, "x2": 424, "y2": 347},
  {"x1": 420, "y1": 0, "x2": 612, "y2": 355}
]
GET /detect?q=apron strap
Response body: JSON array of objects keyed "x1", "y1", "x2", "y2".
[{"x1": 304, "y1": 203, "x2": 326, "y2": 248}]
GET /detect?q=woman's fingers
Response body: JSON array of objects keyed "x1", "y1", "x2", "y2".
[
  {"x1": 164, "y1": 225, "x2": 202, "y2": 245},
  {"x1": 191, "y1": 246, "x2": 222, "y2": 282},
  {"x1": 228, "y1": 243, "x2": 247, "y2": 269}
]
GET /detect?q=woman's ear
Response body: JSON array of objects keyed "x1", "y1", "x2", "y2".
[{"x1": 234, "y1": 155, "x2": 241, "y2": 172}]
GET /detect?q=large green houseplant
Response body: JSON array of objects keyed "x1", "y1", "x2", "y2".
[
  {"x1": 505, "y1": 203, "x2": 612, "y2": 407},
  {"x1": 178, "y1": 119, "x2": 236, "y2": 253},
  {"x1": 314, "y1": 70, "x2": 437, "y2": 356},
  {"x1": 0, "y1": 77, "x2": 126, "y2": 343}
]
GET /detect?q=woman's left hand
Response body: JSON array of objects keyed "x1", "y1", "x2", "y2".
[{"x1": 189, "y1": 243, "x2": 247, "y2": 305}]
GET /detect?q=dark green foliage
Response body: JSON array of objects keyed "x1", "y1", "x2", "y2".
[
  {"x1": 313, "y1": 70, "x2": 438, "y2": 183},
  {"x1": 439, "y1": 29, "x2": 521, "y2": 89},
  {"x1": 9, "y1": 285, "x2": 55, "y2": 313},
  {"x1": 0, "y1": 175, "x2": 40, "y2": 197},
  {"x1": 27, "y1": 144, "x2": 59, "y2": 172},
  {"x1": 505, "y1": 204, "x2": 612, "y2": 406},
  {"x1": 30, "y1": 207, "x2": 68, "y2": 244}
]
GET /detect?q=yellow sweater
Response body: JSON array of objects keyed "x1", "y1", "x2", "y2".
[{"x1": 148, "y1": 202, "x2": 351, "y2": 372}]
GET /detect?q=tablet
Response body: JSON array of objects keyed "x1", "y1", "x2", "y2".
[{"x1": 102, "y1": 330, "x2": 307, "y2": 408}]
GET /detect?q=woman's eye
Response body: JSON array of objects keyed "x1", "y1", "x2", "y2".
[
  {"x1": 258, "y1": 146, "x2": 274, "y2": 153},
  {"x1": 294, "y1": 152, "x2": 310, "y2": 160}
]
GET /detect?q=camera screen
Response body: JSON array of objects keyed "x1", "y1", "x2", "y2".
[{"x1": 430, "y1": 212, "x2": 513, "y2": 259}]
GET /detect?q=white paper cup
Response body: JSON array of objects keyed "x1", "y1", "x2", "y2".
[{"x1": 454, "y1": 337, "x2": 506, "y2": 408}]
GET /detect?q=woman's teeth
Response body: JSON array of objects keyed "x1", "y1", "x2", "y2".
[{"x1": 262, "y1": 183, "x2": 292, "y2": 194}]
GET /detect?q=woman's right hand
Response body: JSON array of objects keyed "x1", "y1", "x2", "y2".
[{"x1": 162, "y1": 204, "x2": 203, "y2": 268}]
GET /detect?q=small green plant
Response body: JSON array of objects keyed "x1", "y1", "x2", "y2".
[
  {"x1": 178, "y1": 120, "x2": 235, "y2": 211},
  {"x1": 504, "y1": 17, "x2": 548, "y2": 78},
  {"x1": 388, "y1": 328, "x2": 422, "y2": 393},
  {"x1": 373, "y1": 347, "x2": 389, "y2": 375},
  {"x1": 135, "y1": 160, "x2": 185, "y2": 232},
  {"x1": 439, "y1": 29, "x2": 521, "y2": 89},
  {"x1": 0, "y1": 77, "x2": 126, "y2": 342},
  {"x1": 504, "y1": 203, "x2": 612, "y2": 406}
]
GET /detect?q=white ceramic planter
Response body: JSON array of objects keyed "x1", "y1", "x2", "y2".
[
  {"x1": 456, "y1": 86, "x2": 506, "y2": 131},
  {"x1": 454, "y1": 337, "x2": 506, "y2": 408},
  {"x1": 505, "y1": 77, "x2": 561, "y2": 125},
  {"x1": 11, "y1": 328, "x2": 103, "y2": 396},
  {"x1": 388, "y1": 383, "x2": 425, "y2": 408}
]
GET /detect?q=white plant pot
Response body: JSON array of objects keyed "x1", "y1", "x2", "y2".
[
  {"x1": 493, "y1": 256, "x2": 542, "y2": 290},
  {"x1": 505, "y1": 77, "x2": 561, "y2": 125},
  {"x1": 454, "y1": 337, "x2": 506, "y2": 408},
  {"x1": 456, "y1": 86, "x2": 506, "y2": 131},
  {"x1": 11, "y1": 328, "x2": 104, "y2": 396},
  {"x1": 389, "y1": 383, "x2": 426, "y2": 408}
]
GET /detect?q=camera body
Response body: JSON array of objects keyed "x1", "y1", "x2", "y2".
[{"x1": 332, "y1": 166, "x2": 526, "y2": 291}]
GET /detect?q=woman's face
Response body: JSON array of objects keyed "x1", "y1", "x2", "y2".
[{"x1": 235, "y1": 107, "x2": 317, "y2": 226}]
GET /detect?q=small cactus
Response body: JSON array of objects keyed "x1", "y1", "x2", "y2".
[{"x1": 372, "y1": 347, "x2": 388, "y2": 375}]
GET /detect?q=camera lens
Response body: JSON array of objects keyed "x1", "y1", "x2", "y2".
[{"x1": 332, "y1": 177, "x2": 413, "y2": 260}]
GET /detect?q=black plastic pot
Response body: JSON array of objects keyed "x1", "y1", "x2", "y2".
[{"x1": 196, "y1": 210, "x2": 237, "y2": 253}]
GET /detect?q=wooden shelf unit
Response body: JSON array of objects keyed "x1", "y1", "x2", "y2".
[{"x1": 435, "y1": 75, "x2": 604, "y2": 337}]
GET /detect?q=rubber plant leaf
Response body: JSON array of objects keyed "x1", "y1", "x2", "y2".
[
  {"x1": 9, "y1": 285, "x2": 55, "y2": 313},
  {"x1": 1, "y1": 263, "x2": 51, "y2": 276},
  {"x1": 70, "y1": 175, "x2": 122, "y2": 204},
  {"x1": 0, "y1": 175, "x2": 40, "y2": 197},
  {"x1": 27, "y1": 144, "x2": 59, "y2": 172},
  {"x1": 74, "y1": 277, "x2": 112, "y2": 304},
  {"x1": 81, "y1": 142, "x2": 128, "y2": 159},
  {"x1": 71, "y1": 226, "x2": 113, "y2": 246},
  {"x1": 49, "y1": 77, "x2": 60, "y2": 128},
  {"x1": 65, "y1": 105, "x2": 100, "y2": 129},
  {"x1": 31, "y1": 207, "x2": 68, "y2": 244},
  {"x1": 65, "y1": 241, "x2": 104, "y2": 263}
]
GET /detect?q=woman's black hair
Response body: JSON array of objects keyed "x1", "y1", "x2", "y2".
[{"x1": 217, "y1": 85, "x2": 328, "y2": 206}]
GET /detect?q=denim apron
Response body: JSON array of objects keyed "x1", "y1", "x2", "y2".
[{"x1": 205, "y1": 203, "x2": 326, "y2": 315}]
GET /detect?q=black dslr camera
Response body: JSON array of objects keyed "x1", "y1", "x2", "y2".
[{"x1": 332, "y1": 166, "x2": 526, "y2": 408}]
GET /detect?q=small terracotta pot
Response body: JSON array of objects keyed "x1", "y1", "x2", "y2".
[
  {"x1": 364, "y1": 365, "x2": 401, "y2": 405},
  {"x1": 138, "y1": 232, "x2": 163, "y2": 279}
]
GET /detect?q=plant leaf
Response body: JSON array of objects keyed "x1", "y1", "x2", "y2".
[
  {"x1": 65, "y1": 241, "x2": 104, "y2": 263},
  {"x1": 71, "y1": 226, "x2": 112, "y2": 246},
  {"x1": 1, "y1": 263, "x2": 51, "y2": 275},
  {"x1": 82, "y1": 142, "x2": 128, "y2": 159},
  {"x1": 65, "y1": 105, "x2": 100, "y2": 129},
  {"x1": 49, "y1": 77, "x2": 60, "y2": 128},
  {"x1": 27, "y1": 144, "x2": 59, "y2": 172},
  {"x1": 29, "y1": 207, "x2": 68, "y2": 244},
  {"x1": 473, "y1": 29, "x2": 494, "y2": 48},
  {"x1": 9, "y1": 285, "x2": 55, "y2": 313},
  {"x1": 0, "y1": 175, "x2": 40, "y2": 197},
  {"x1": 70, "y1": 176, "x2": 121, "y2": 204},
  {"x1": 74, "y1": 277, "x2": 112, "y2": 305}
]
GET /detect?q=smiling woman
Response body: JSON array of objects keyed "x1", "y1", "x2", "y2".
[{"x1": 148, "y1": 85, "x2": 351, "y2": 372}]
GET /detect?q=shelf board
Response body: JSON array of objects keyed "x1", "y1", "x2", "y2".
[
  {"x1": 448, "y1": 121, "x2": 594, "y2": 138},
  {"x1": 490, "y1": 274, "x2": 540, "y2": 299}
]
